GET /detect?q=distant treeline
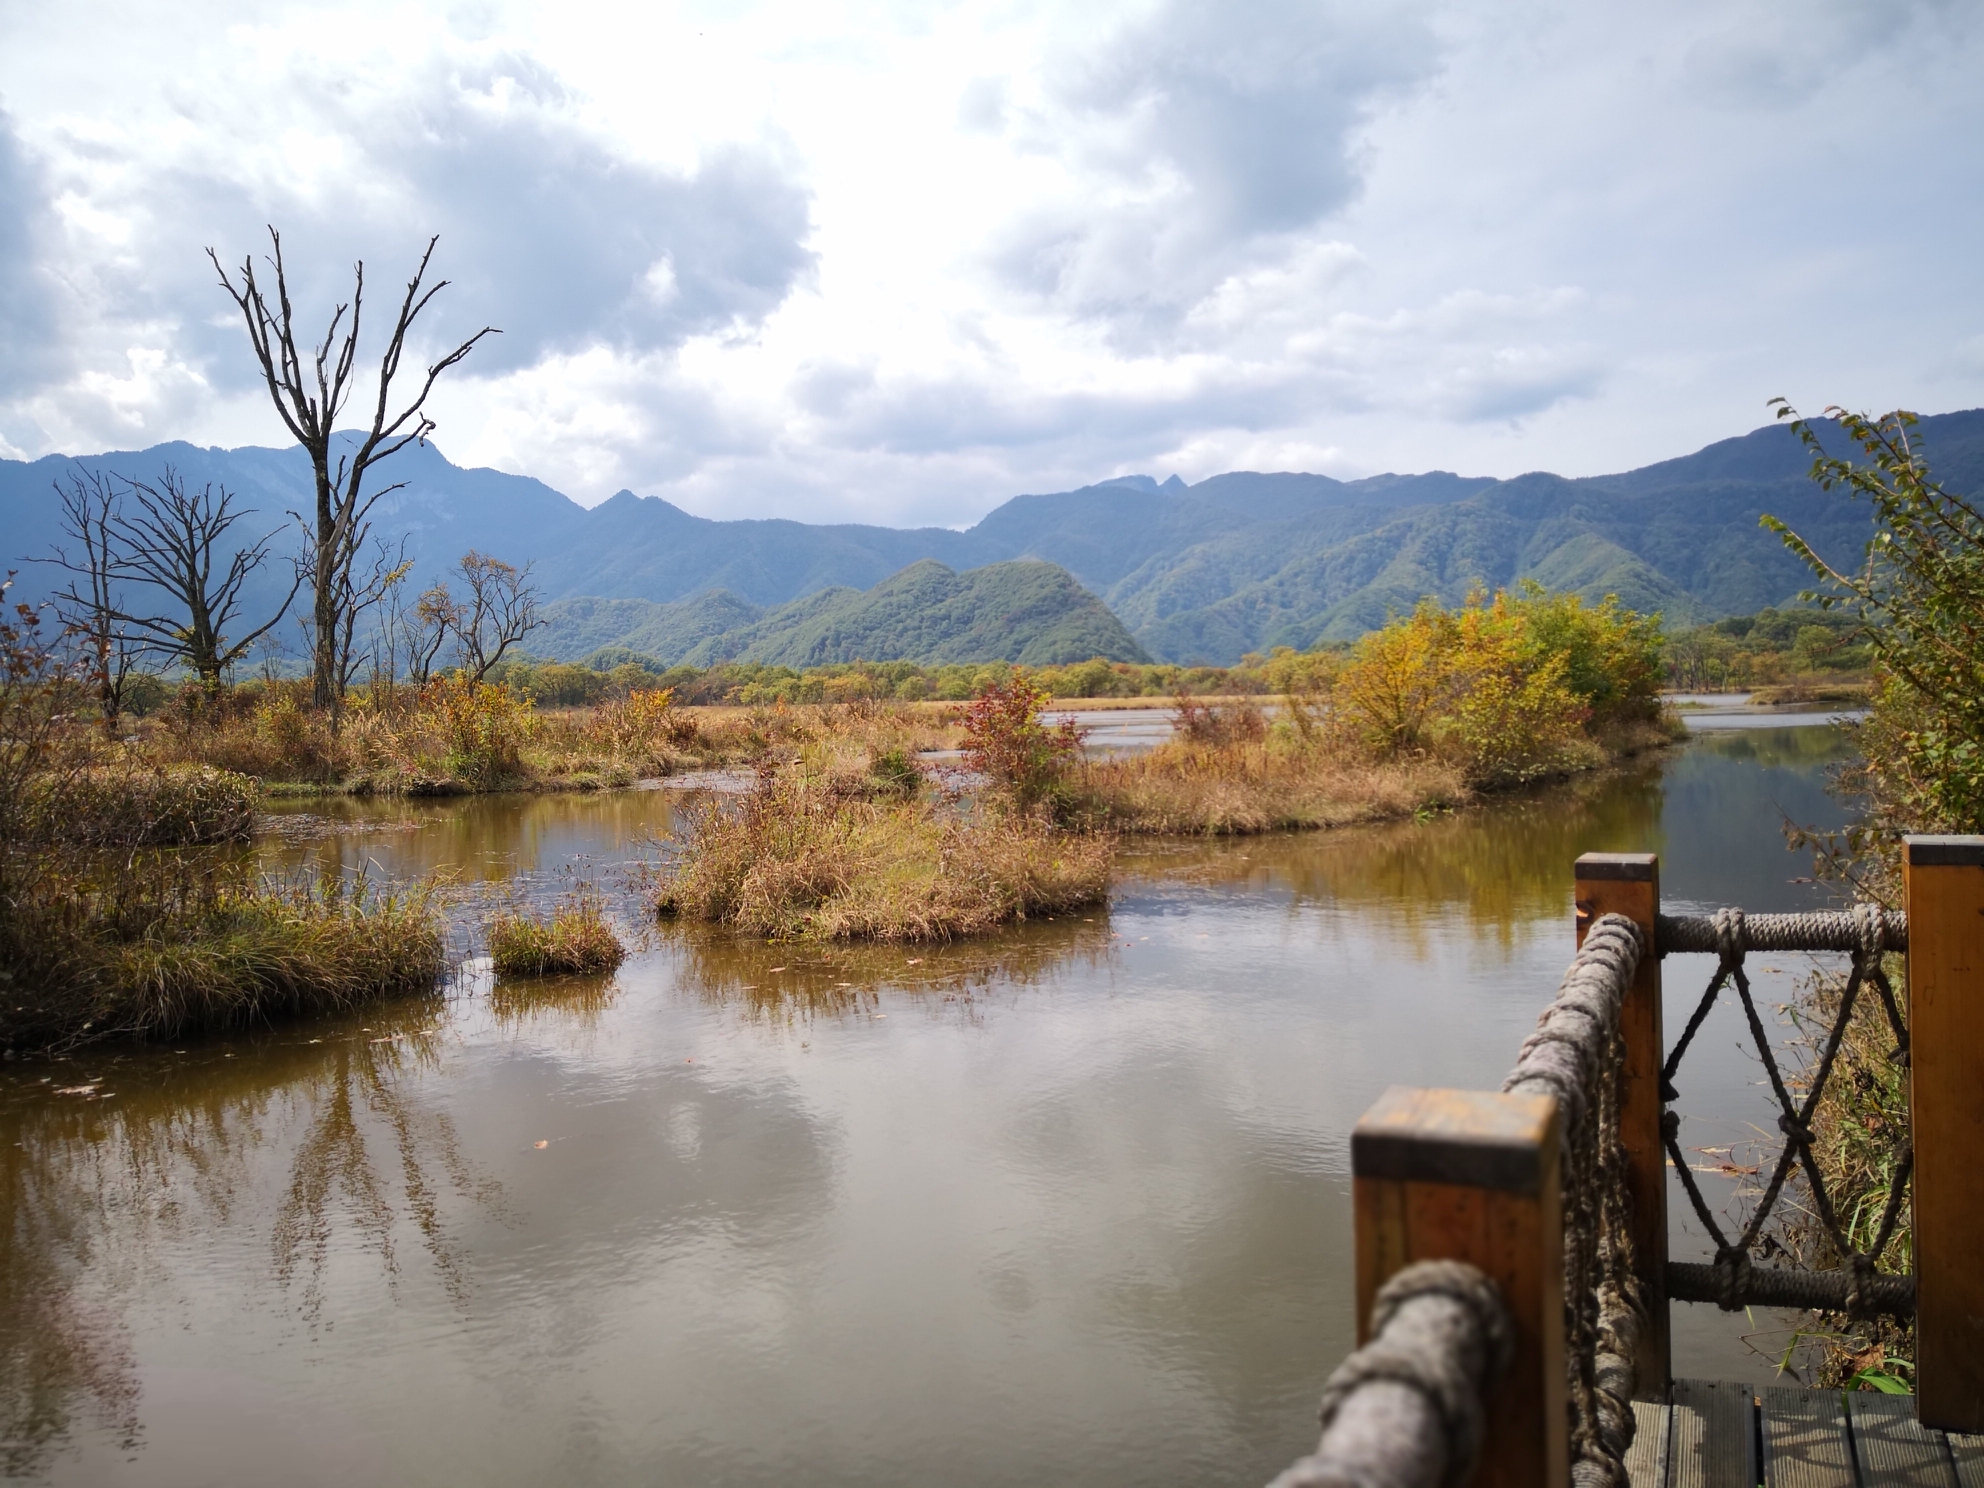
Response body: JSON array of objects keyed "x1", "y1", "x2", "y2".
[
  {"x1": 108, "y1": 604, "x2": 1868, "y2": 711},
  {"x1": 1662, "y1": 607, "x2": 1870, "y2": 691},
  {"x1": 485, "y1": 647, "x2": 1324, "y2": 706}
]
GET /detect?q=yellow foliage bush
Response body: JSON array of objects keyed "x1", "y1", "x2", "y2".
[
  {"x1": 1333, "y1": 585, "x2": 1657, "y2": 786},
  {"x1": 427, "y1": 676, "x2": 536, "y2": 786}
]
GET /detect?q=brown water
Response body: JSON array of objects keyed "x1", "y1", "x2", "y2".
[{"x1": 0, "y1": 727, "x2": 1859, "y2": 1486}]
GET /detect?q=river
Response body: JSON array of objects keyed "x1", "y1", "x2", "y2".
[{"x1": 0, "y1": 722, "x2": 1861, "y2": 1485}]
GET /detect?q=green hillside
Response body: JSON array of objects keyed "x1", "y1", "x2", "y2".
[{"x1": 536, "y1": 559, "x2": 1150, "y2": 667}]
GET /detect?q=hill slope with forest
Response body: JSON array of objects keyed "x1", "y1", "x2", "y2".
[
  {"x1": 6, "y1": 409, "x2": 1983, "y2": 666},
  {"x1": 534, "y1": 559, "x2": 1150, "y2": 667}
]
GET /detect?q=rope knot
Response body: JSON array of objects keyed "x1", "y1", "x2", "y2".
[
  {"x1": 1845, "y1": 1253, "x2": 1879, "y2": 1322},
  {"x1": 1853, "y1": 901, "x2": 1887, "y2": 963},
  {"x1": 1777, "y1": 1113, "x2": 1814, "y2": 1147},
  {"x1": 1660, "y1": 1110, "x2": 1680, "y2": 1141},
  {"x1": 1711, "y1": 1247, "x2": 1752, "y2": 1312},
  {"x1": 1712, "y1": 906, "x2": 1746, "y2": 968}
]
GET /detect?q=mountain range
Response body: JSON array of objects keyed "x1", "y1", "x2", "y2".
[{"x1": 5, "y1": 408, "x2": 1981, "y2": 666}]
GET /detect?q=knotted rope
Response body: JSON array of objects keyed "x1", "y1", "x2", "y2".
[
  {"x1": 1504, "y1": 912, "x2": 1647, "y2": 1488},
  {"x1": 1268, "y1": 1262, "x2": 1512, "y2": 1488}
]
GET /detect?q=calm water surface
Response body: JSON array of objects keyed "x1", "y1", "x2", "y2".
[{"x1": 1, "y1": 727, "x2": 1859, "y2": 1486}]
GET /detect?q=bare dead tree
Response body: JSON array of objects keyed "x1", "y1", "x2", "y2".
[
  {"x1": 208, "y1": 227, "x2": 497, "y2": 713},
  {"x1": 387, "y1": 576, "x2": 457, "y2": 690},
  {"x1": 109, "y1": 469, "x2": 302, "y2": 690},
  {"x1": 451, "y1": 551, "x2": 541, "y2": 682},
  {"x1": 40, "y1": 468, "x2": 140, "y2": 737},
  {"x1": 328, "y1": 537, "x2": 413, "y2": 700}
]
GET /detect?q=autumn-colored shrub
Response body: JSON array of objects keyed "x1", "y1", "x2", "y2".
[
  {"x1": 960, "y1": 677, "x2": 1085, "y2": 810},
  {"x1": 1332, "y1": 587, "x2": 1653, "y2": 786},
  {"x1": 428, "y1": 675, "x2": 536, "y2": 786}
]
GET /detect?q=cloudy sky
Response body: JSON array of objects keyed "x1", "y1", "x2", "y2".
[{"x1": 1, "y1": 0, "x2": 1981, "y2": 526}]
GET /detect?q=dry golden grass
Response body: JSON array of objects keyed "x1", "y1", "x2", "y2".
[
  {"x1": 133, "y1": 685, "x2": 961, "y2": 797},
  {"x1": 656, "y1": 758, "x2": 1111, "y2": 942},
  {"x1": 1071, "y1": 737, "x2": 1472, "y2": 835},
  {"x1": 22, "y1": 764, "x2": 259, "y2": 845}
]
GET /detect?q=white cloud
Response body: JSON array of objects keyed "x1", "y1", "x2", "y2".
[{"x1": 0, "y1": 0, "x2": 1981, "y2": 526}]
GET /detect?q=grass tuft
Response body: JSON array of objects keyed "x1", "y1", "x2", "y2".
[{"x1": 487, "y1": 889, "x2": 626, "y2": 977}]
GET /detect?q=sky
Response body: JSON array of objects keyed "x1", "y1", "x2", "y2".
[{"x1": 1, "y1": 0, "x2": 1981, "y2": 527}]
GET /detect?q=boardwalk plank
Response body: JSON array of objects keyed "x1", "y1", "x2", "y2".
[
  {"x1": 1760, "y1": 1386, "x2": 1853, "y2": 1487},
  {"x1": 1672, "y1": 1379, "x2": 1756, "y2": 1488},
  {"x1": 1849, "y1": 1394, "x2": 1958, "y2": 1487},
  {"x1": 1948, "y1": 1433, "x2": 1984, "y2": 1488},
  {"x1": 1626, "y1": 1399, "x2": 1671, "y2": 1488}
]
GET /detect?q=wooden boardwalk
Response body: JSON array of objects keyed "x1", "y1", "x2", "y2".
[{"x1": 1627, "y1": 1380, "x2": 1984, "y2": 1486}]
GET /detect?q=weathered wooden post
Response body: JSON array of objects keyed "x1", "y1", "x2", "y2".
[
  {"x1": 1573, "y1": 852, "x2": 1668, "y2": 1396},
  {"x1": 1353, "y1": 1086, "x2": 1567, "y2": 1488},
  {"x1": 1903, "y1": 835, "x2": 1984, "y2": 1433}
]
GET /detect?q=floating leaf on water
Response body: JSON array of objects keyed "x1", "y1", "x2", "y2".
[{"x1": 533, "y1": 1140, "x2": 549, "y2": 1150}]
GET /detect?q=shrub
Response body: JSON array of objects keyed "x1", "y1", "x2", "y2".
[
  {"x1": 587, "y1": 686, "x2": 689, "y2": 758},
  {"x1": 960, "y1": 677, "x2": 1085, "y2": 810},
  {"x1": 1332, "y1": 588, "x2": 1633, "y2": 786},
  {"x1": 1768, "y1": 404, "x2": 1984, "y2": 840},
  {"x1": 428, "y1": 675, "x2": 535, "y2": 786},
  {"x1": 1172, "y1": 691, "x2": 1267, "y2": 747},
  {"x1": 488, "y1": 888, "x2": 625, "y2": 976}
]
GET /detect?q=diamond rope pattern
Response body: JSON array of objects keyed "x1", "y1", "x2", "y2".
[{"x1": 1658, "y1": 904, "x2": 1913, "y2": 1319}]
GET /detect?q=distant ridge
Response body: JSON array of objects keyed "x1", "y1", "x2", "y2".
[
  {"x1": 7, "y1": 409, "x2": 1983, "y2": 665},
  {"x1": 534, "y1": 559, "x2": 1151, "y2": 668}
]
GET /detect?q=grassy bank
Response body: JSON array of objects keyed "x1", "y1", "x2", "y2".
[
  {"x1": 0, "y1": 862, "x2": 445, "y2": 1053},
  {"x1": 124, "y1": 679, "x2": 961, "y2": 796}
]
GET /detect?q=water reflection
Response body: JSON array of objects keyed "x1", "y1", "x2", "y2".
[{"x1": 0, "y1": 727, "x2": 1862, "y2": 1485}]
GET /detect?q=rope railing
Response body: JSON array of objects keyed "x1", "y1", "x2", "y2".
[
  {"x1": 1269, "y1": 912, "x2": 1647, "y2": 1488},
  {"x1": 1267, "y1": 851, "x2": 1981, "y2": 1484},
  {"x1": 1268, "y1": 1262, "x2": 1512, "y2": 1488},
  {"x1": 1659, "y1": 902, "x2": 1914, "y2": 1322},
  {"x1": 1503, "y1": 912, "x2": 1645, "y2": 1488}
]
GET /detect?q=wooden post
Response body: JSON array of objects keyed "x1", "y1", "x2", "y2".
[
  {"x1": 1573, "y1": 852, "x2": 1669, "y2": 1397},
  {"x1": 1903, "y1": 835, "x2": 1984, "y2": 1433},
  {"x1": 1353, "y1": 1085, "x2": 1567, "y2": 1488}
]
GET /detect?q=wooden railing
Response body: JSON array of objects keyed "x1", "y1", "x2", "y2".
[{"x1": 1273, "y1": 835, "x2": 1984, "y2": 1487}]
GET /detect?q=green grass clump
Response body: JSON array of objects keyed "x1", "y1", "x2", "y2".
[
  {"x1": 655, "y1": 759, "x2": 1112, "y2": 941},
  {"x1": 0, "y1": 866, "x2": 444, "y2": 1051},
  {"x1": 487, "y1": 891, "x2": 626, "y2": 977}
]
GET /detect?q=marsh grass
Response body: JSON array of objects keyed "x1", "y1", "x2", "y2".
[
  {"x1": 1769, "y1": 958, "x2": 1916, "y2": 1389},
  {"x1": 487, "y1": 888, "x2": 626, "y2": 977},
  {"x1": 0, "y1": 860, "x2": 445, "y2": 1052},
  {"x1": 656, "y1": 757, "x2": 1112, "y2": 942},
  {"x1": 1073, "y1": 737, "x2": 1471, "y2": 834},
  {"x1": 21, "y1": 764, "x2": 259, "y2": 845},
  {"x1": 132, "y1": 682, "x2": 960, "y2": 796}
]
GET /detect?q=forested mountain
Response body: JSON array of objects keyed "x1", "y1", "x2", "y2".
[
  {"x1": 7, "y1": 409, "x2": 1982, "y2": 666},
  {"x1": 534, "y1": 560, "x2": 1149, "y2": 667}
]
